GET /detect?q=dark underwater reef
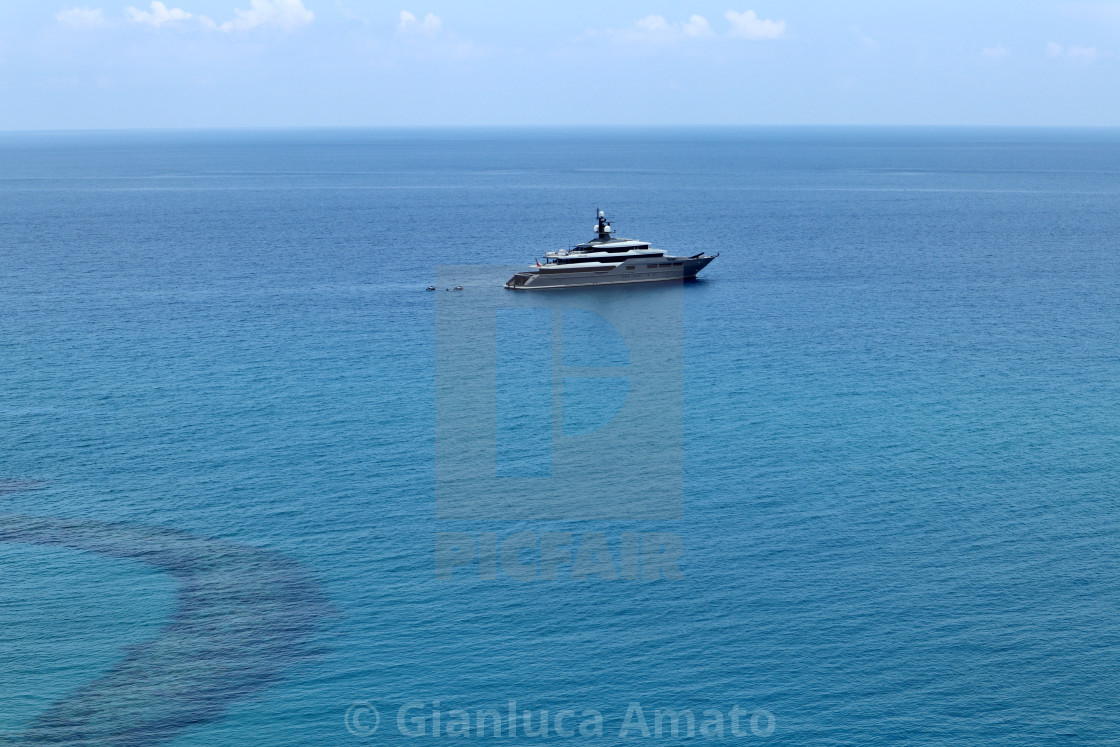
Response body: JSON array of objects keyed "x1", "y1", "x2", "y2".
[{"x1": 1, "y1": 480, "x2": 330, "y2": 746}]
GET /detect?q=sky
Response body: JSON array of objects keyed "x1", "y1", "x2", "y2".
[{"x1": 1, "y1": 1, "x2": 1119, "y2": 129}]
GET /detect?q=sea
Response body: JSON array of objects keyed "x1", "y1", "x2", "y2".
[{"x1": 1, "y1": 128, "x2": 1119, "y2": 744}]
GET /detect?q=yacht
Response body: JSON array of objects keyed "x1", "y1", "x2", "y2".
[{"x1": 505, "y1": 210, "x2": 717, "y2": 290}]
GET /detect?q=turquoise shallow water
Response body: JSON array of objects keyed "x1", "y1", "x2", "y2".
[{"x1": 2, "y1": 128, "x2": 1120, "y2": 744}]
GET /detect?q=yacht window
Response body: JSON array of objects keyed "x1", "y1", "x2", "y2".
[{"x1": 626, "y1": 265, "x2": 635, "y2": 270}]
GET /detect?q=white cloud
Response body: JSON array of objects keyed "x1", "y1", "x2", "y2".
[
  {"x1": 629, "y1": 13, "x2": 714, "y2": 39},
  {"x1": 682, "y1": 14, "x2": 714, "y2": 38},
  {"x1": 852, "y1": 26, "x2": 877, "y2": 48},
  {"x1": 1047, "y1": 41, "x2": 1109, "y2": 61},
  {"x1": 219, "y1": 0, "x2": 314, "y2": 32},
  {"x1": 126, "y1": 1, "x2": 192, "y2": 27},
  {"x1": 398, "y1": 10, "x2": 443, "y2": 35},
  {"x1": 1068, "y1": 45, "x2": 1100, "y2": 60},
  {"x1": 390, "y1": 11, "x2": 483, "y2": 60},
  {"x1": 635, "y1": 15, "x2": 671, "y2": 33},
  {"x1": 633, "y1": 13, "x2": 712, "y2": 37},
  {"x1": 982, "y1": 44, "x2": 1009, "y2": 58},
  {"x1": 586, "y1": 9, "x2": 786, "y2": 44},
  {"x1": 336, "y1": 2, "x2": 369, "y2": 25},
  {"x1": 725, "y1": 9, "x2": 785, "y2": 40},
  {"x1": 55, "y1": 6, "x2": 106, "y2": 28}
]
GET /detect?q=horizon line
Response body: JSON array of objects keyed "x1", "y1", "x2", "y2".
[{"x1": 3, "y1": 123, "x2": 1120, "y2": 136}]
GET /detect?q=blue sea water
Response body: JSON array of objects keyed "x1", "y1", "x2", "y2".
[{"x1": 1, "y1": 127, "x2": 1120, "y2": 744}]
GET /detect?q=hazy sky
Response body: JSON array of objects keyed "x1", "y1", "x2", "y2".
[{"x1": 1, "y1": 1, "x2": 1119, "y2": 129}]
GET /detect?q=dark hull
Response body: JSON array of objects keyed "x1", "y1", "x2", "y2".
[{"x1": 506, "y1": 255, "x2": 716, "y2": 290}]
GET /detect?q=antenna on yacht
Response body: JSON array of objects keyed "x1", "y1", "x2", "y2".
[{"x1": 595, "y1": 207, "x2": 613, "y2": 241}]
